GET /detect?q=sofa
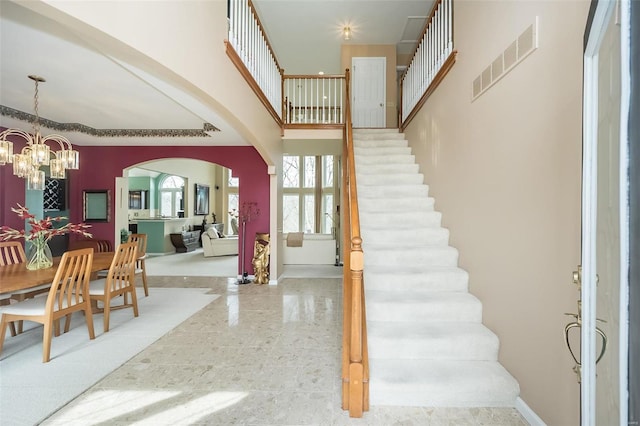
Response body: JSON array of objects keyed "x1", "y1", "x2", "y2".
[{"x1": 201, "y1": 227, "x2": 239, "y2": 257}]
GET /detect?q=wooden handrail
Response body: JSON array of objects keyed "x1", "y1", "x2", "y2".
[{"x1": 341, "y1": 68, "x2": 369, "y2": 418}]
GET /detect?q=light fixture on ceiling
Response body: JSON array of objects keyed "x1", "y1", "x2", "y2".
[
  {"x1": 343, "y1": 26, "x2": 351, "y2": 41},
  {"x1": 0, "y1": 75, "x2": 79, "y2": 190}
]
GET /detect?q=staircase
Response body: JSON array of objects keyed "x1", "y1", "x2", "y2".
[{"x1": 353, "y1": 128, "x2": 520, "y2": 407}]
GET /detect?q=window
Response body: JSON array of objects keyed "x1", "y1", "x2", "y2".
[
  {"x1": 282, "y1": 155, "x2": 337, "y2": 233},
  {"x1": 226, "y1": 169, "x2": 239, "y2": 234},
  {"x1": 159, "y1": 175, "x2": 184, "y2": 218}
]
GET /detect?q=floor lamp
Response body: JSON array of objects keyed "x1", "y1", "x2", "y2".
[{"x1": 238, "y1": 201, "x2": 260, "y2": 285}]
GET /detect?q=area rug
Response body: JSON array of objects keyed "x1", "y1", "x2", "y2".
[
  {"x1": 0, "y1": 288, "x2": 219, "y2": 426},
  {"x1": 145, "y1": 249, "x2": 238, "y2": 277}
]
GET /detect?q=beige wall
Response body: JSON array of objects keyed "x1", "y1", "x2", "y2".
[
  {"x1": 403, "y1": 1, "x2": 589, "y2": 424},
  {"x1": 341, "y1": 44, "x2": 398, "y2": 128}
]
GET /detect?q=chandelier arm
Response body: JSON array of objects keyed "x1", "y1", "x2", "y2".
[
  {"x1": 0, "y1": 128, "x2": 36, "y2": 144},
  {"x1": 40, "y1": 134, "x2": 73, "y2": 151}
]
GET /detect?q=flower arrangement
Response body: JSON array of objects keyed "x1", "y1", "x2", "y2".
[{"x1": 0, "y1": 204, "x2": 92, "y2": 270}]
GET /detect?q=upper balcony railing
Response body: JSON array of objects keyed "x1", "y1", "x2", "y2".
[
  {"x1": 227, "y1": 0, "x2": 283, "y2": 123},
  {"x1": 400, "y1": 0, "x2": 457, "y2": 129},
  {"x1": 226, "y1": 0, "x2": 346, "y2": 129},
  {"x1": 283, "y1": 75, "x2": 346, "y2": 127}
]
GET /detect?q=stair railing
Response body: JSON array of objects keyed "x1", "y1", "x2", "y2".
[
  {"x1": 399, "y1": 0, "x2": 457, "y2": 130},
  {"x1": 341, "y1": 68, "x2": 369, "y2": 418},
  {"x1": 283, "y1": 74, "x2": 346, "y2": 127},
  {"x1": 226, "y1": 0, "x2": 284, "y2": 125}
]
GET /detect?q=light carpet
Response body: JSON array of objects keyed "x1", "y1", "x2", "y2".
[
  {"x1": 0, "y1": 288, "x2": 220, "y2": 426},
  {"x1": 145, "y1": 248, "x2": 238, "y2": 277}
]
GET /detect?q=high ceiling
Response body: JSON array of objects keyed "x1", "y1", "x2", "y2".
[{"x1": 0, "y1": 1, "x2": 432, "y2": 147}]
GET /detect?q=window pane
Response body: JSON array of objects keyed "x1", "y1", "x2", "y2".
[
  {"x1": 228, "y1": 169, "x2": 239, "y2": 187},
  {"x1": 162, "y1": 175, "x2": 184, "y2": 189},
  {"x1": 304, "y1": 194, "x2": 315, "y2": 233},
  {"x1": 323, "y1": 194, "x2": 334, "y2": 234},
  {"x1": 283, "y1": 195, "x2": 299, "y2": 233},
  {"x1": 323, "y1": 155, "x2": 334, "y2": 187},
  {"x1": 160, "y1": 192, "x2": 172, "y2": 217},
  {"x1": 283, "y1": 156, "x2": 299, "y2": 188},
  {"x1": 175, "y1": 191, "x2": 183, "y2": 217},
  {"x1": 304, "y1": 156, "x2": 315, "y2": 188}
]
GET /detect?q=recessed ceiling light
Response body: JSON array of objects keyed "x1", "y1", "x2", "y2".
[{"x1": 318, "y1": 71, "x2": 324, "y2": 75}]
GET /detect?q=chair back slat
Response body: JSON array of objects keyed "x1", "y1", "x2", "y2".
[
  {"x1": 106, "y1": 242, "x2": 138, "y2": 293},
  {"x1": 0, "y1": 241, "x2": 26, "y2": 266},
  {"x1": 127, "y1": 234, "x2": 147, "y2": 257},
  {"x1": 45, "y1": 248, "x2": 94, "y2": 316}
]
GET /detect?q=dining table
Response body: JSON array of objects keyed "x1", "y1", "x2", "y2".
[{"x1": 0, "y1": 251, "x2": 115, "y2": 295}]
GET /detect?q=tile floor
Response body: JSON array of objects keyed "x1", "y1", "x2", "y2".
[{"x1": 42, "y1": 271, "x2": 529, "y2": 425}]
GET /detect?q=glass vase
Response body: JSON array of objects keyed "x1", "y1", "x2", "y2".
[{"x1": 26, "y1": 239, "x2": 54, "y2": 270}]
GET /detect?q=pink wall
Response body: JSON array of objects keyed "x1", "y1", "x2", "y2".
[
  {"x1": 0, "y1": 161, "x2": 25, "y2": 232},
  {"x1": 1, "y1": 142, "x2": 270, "y2": 275}
]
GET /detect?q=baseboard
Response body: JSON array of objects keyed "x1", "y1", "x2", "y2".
[{"x1": 516, "y1": 397, "x2": 546, "y2": 426}]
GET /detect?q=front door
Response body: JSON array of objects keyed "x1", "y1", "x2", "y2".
[
  {"x1": 581, "y1": 1, "x2": 630, "y2": 425},
  {"x1": 351, "y1": 57, "x2": 386, "y2": 128}
]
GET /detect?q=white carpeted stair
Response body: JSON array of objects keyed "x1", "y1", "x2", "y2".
[{"x1": 354, "y1": 128, "x2": 520, "y2": 407}]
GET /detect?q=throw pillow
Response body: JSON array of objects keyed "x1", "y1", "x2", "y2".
[{"x1": 207, "y1": 227, "x2": 219, "y2": 239}]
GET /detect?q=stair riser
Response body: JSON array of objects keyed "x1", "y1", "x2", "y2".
[
  {"x1": 366, "y1": 302, "x2": 482, "y2": 322},
  {"x1": 357, "y1": 164, "x2": 420, "y2": 175},
  {"x1": 355, "y1": 146, "x2": 411, "y2": 155},
  {"x1": 365, "y1": 248, "x2": 458, "y2": 267},
  {"x1": 369, "y1": 391, "x2": 517, "y2": 408},
  {"x1": 359, "y1": 197, "x2": 435, "y2": 212},
  {"x1": 361, "y1": 211, "x2": 442, "y2": 228},
  {"x1": 358, "y1": 174, "x2": 424, "y2": 186},
  {"x1": 354, "y1": 134, "x2": 406, "y2": 141},
  {"x1": 365, "y1": 271, "x2": 469, "y2": 293},
  {"x1": 356, "y1": 155, "x2": 415, "y2": 165},
  {"x1": 368, "y1": 336, "x2": 499, "y2": 361},
  {"x1": 359, "y1": 186, "x2": 429, "y2": 198},
  {"x1": 362, "y1": 228, "x2": 449, "y2": 245}
]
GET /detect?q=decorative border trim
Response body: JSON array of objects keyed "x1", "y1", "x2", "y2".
[
  {"x1": 0, "y1": 105, "x2": 219, "y2": 137},
  {"x1": 516, "y1": 397, "x2": 547, "y2": 426}
]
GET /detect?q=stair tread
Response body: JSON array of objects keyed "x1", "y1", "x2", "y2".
[{"x1": 368, "y1": 359, "x2": 520, "y2": 406}]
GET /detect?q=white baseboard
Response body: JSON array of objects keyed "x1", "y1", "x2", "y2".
[{"x1": 516, "y1": 397, "x2": 546, "y2": 426}]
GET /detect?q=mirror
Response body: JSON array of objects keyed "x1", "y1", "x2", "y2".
[{"x1": 83, "y1": 190, "x2": 111, "y2": 222}]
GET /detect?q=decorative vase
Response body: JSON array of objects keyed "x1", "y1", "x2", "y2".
[{"x1": 26, "y1": 239, "x2": 54, "y2": 270}]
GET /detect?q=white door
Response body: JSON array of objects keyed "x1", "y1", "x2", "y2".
[
  {"x1": 581, "y1": 1, "x2": 630, "y2": 425},
  {"x1": 352, "y1": 57, "x2": 386, "y2": 128}
]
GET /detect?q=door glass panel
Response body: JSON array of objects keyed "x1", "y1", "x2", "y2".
[{"x1": 595, "y1": 8, "x2": 621, "y2": 424}]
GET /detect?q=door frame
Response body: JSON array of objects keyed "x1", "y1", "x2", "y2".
[{"x1": 581, "y1": 1, "x2": 631, "y2": 424}]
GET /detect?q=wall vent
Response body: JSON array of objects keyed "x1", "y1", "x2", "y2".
[{"x1": 472, "y1": 17, "x2": 538, "y2": 101}]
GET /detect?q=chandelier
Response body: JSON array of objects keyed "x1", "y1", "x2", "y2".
[{"x1": 0, "y1": 75, "x2": 79, "y2": 190}]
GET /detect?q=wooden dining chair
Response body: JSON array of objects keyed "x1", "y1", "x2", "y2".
[
  {"x1": 127, "y1": 233, "x2": 149, "y2": 297},
  {"x1": 0, "y1": 294, "x2": 17, "y2": 337},
  {"x1": 0, "y1": 241, "x2": 26, "y2": 266},
  {"x1": 0, "y1": 241, "x2": 49, "y2": 334},
  {"x1": 0, "y1": 248, "x2": 96, "y2": 363},
  {"x1": 88, "y1": 241, "x2": 139, "y2": 332}
]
